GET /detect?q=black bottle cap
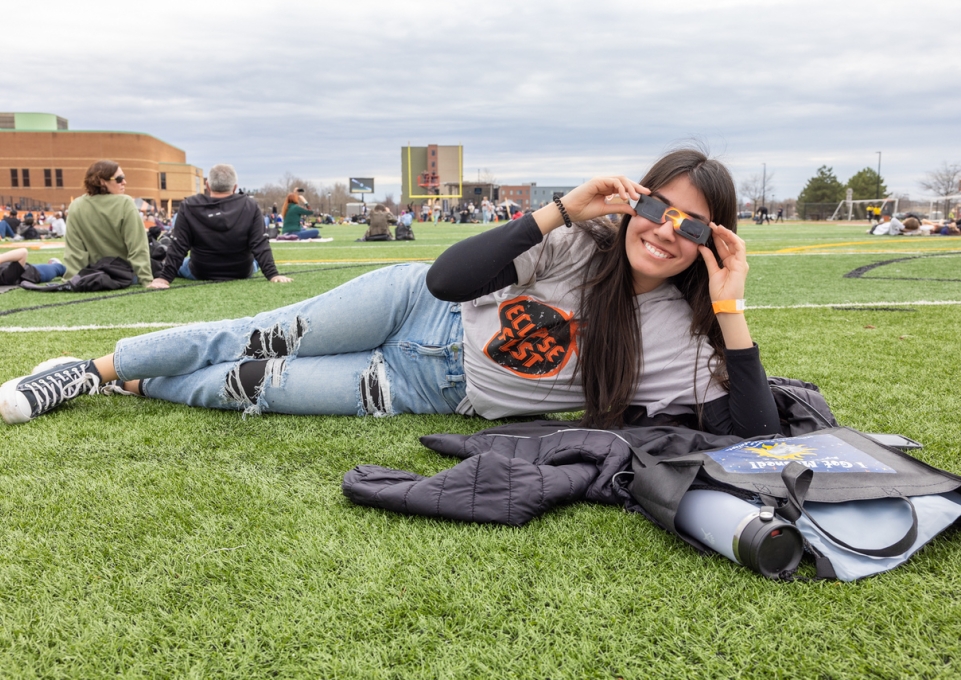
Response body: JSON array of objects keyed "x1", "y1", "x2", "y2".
[{"x1": 735, "y1": 517, "x2": 804, "y2": 578}]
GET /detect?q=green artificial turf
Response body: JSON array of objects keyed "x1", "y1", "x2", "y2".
[{"x1": 2, "y1": 224, "x2": 961, "y2": 678}]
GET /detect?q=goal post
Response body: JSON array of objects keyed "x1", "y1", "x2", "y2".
[{"x1": 829, "y1": 191, "x2": 898, "y2": 221}]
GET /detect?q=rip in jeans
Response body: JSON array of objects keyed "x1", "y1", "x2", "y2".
[
  {"x1": 244, "y1": 317, "x2": 307, "y2": 359},
  {"x1": 359, "y1": 351, "x2": 392, "y2": 417},
  {"x1": 224, "y1": 357, "x2": 287, "y2": 417}
]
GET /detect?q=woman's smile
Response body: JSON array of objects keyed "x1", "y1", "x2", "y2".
[{"x1": 642, "y1": 239, "x2": 676, "y2": 260}]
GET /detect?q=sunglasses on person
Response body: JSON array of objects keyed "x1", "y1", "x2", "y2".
[
  {"x1": 111, "y1": 175, "x2": 126, "y2": 183},
  {"x1": 629, "y1": 194, "x2": 711, "y2": 245}
]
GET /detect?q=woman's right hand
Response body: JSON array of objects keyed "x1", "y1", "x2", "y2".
[{"x1": 532, "y1": 176, "x2": 648, "y2": 234}]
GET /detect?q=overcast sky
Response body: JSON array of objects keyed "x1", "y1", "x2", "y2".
[{"x1": 6, "y1": 0, "x2": 959, "y2": 203}]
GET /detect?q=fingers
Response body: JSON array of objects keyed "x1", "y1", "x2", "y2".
[
  {"x1": 590, "y1": 176, "x2": 648, "y2": 203},
  {"x1": 709, "y1": 222, "x2": 746, "y2": 259},
  {"x1": 698, "y1": 245, "x2": 720, "y2": 275},
  {"x1": 559, "y1": 176, "x2": 649, "y2": 224}
]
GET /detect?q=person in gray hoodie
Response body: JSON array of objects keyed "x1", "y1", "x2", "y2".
[{"x1": 148, "y1": 164, "x2": 291, "y2": 289}]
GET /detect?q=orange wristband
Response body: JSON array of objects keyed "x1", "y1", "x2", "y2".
[{"x1": 712, "y1": 299, "x2": 746, "y2": 314}]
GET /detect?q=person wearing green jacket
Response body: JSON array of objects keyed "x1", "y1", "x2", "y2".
[
  {"x1": 280, "y1": 193, "x2": 320, "y2": 239},
  {"x1": 64, "y1": 160, "x2": 153, "y2": 284}
]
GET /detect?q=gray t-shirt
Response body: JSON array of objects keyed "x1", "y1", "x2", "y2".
[{"x1": 460, "y1": 226, "x2": 727, "y2": 419}]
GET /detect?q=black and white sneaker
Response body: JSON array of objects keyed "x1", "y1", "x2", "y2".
[
  {"x1": 32, "y1": 357, "x2": 137, "y2": 397},
  {"x1": 0, "y1": 359, "x2": 102, "y2": 424}
]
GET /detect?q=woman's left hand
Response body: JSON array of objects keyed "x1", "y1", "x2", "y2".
[{"x1": 698, "y1": 223, "x2": 748, "y2": 302}]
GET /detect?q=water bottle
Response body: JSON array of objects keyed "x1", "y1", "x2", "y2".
[{"x1": 674, "y1": 489, "x2": 804, "y2": 578}]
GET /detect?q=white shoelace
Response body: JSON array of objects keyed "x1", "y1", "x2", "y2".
[{"x1": 21, "y1": 366, "x2": 101, "y2": 416}]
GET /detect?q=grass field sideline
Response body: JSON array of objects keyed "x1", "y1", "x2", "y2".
[{"x1": 2, "y1": 221, "x2": 960, "y2": 677}]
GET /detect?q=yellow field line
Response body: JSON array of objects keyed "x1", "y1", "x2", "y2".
[
  {"x1": 0, "y1": 243, "x2": 64, "y2": 250},
  {"x1": 775, "y1": 240, "x2": 887, "y2": 252},
  {"x1": 751, "y1": 240, "x2": 961, "y2": 255}
]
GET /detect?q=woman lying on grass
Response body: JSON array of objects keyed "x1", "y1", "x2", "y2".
[{"x1": 1, "y1": 148, "x2": 781, "y2": 437}]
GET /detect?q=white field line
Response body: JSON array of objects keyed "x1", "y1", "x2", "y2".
[
  {"x1": 749, "y1": 300, "x2": 961, "y2": 310},
  {"x1": 3, "y1": 300, "x2": 961, "y2": 333},
  {"x1": 0, "y1": 322, "x2": 186, "y2": 332},
  {"x1": 749, "y1": 251, "x2": 936, "y2": 256}
]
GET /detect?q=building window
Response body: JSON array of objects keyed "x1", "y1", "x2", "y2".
[
  {"x1": 160, "y1": 172, "x2": 167, "y2": 190},
  {"x1": 10, "y1": 169, "x2": 18, "y2": 188},
  {"x1": 44, "y1": 169, "x2": 52, "y2": 187},
  {"x1": 21, "y1": 169, "x2": 30, "y2": 188},
  {"x1": 55, "y1": 169, "x2": 63, "y2": 188}
]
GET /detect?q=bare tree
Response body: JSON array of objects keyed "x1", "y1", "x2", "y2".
[
  {"x1": 479, "y1": 168, "x2": 497, "y2": 185},
  {"x1": 251, "y1": 174, "x2": 362, "y2": 219},
  {"x1": 381, "y1": 193, "x2": 399, "y2": 214},
  {"x1": 919, "y1": 162, "x2": 961, "y2": 217},
  {"x1": 325, "y1": 182, "x2": 355, "y2": 218},
  {"x1": 738, "y1": 174, "x2": 763, "y2": 211}
]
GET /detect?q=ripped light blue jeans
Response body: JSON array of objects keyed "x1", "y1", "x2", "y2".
[{"x1": 113, "y1": 263, "x2": 467, "y2": 416}]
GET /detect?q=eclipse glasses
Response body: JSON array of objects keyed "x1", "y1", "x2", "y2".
[{"x1": 629, "y1": 194, "x2": 712, "y2": 245}]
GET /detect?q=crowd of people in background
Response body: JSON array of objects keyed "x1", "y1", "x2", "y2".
[
  {"x1": 4, "y1": 159, "x2": 960, "y2": 295},
  {"x1": 868, "y1": 210, "x2": 961, "y2": 236}
]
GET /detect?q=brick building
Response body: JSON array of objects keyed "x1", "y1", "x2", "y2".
[
  {"x1": 1, "y1": 112, "x2": 203, "y2": 213},
  {"x1": 400, "y1": 143, "x2": 463, "y2": 207},
  {"x1": 498, "y1": 184, "x2": 532, "y2": 211}
]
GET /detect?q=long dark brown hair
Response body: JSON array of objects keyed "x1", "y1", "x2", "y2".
[{"x1": 575, "y1": 148, "x2": 738, "y2": 429}]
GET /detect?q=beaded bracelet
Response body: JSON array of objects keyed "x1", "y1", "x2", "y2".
[{"x1": 553, "y1": 195, "x2": 573, "y2": 228}]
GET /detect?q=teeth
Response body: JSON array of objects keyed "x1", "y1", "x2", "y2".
[{"x1": 644, "y1": 241, "x2": 672, "y2": 259}]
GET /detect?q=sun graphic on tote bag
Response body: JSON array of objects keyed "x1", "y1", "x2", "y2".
[{"x1": 742, "y1": 443, "x2": 817, "y2": 461}]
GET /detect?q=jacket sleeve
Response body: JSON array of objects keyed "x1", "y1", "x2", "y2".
[
  {"x1": 158, "y1": 207, "x2": 191, "y2": 282},
  {"x1": 247, "y1": 204, "x2": 280, "y2": 280},
  {"x1": 426, "y1": 214, "x2": 543, "y2": 302},
  {"x1": 120, "y1": 199, "x2": 154, "y2": 284},
  {"x1": 700, "y1": 344, "x2": 781, "y2": 437},
  {"x1": 342, "y1": 452, "x2": 597, "y2": 526}
]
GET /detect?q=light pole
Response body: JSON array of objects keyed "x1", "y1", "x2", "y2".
[{"x1": 761, "y1": 163, "x2": 767, "y2": 212}]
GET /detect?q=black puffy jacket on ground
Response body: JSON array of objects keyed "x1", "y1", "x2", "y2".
[{"x1": 342, "y1": 378, "x2": 838, "y2": 526}]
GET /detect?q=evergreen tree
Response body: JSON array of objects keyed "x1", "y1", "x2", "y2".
[
  {"x1": 846, "y1": 167, "x2": 888, "y2": 200},
  {"x1": 797, "y1": 166, "x2": 845, "y2": 204}
]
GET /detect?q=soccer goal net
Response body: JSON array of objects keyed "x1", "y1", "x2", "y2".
[{"x1": 829, "y1": 195, "x2": 898, "y2": 221}]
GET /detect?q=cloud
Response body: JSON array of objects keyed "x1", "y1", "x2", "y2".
[{"x1": 4, "y1": 0, "x2": 960, "y2": 200}]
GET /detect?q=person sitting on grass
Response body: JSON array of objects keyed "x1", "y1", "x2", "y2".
[
  {"x1": 280, "y1": 193, "x2": 320, "y2": 240},
  {"x1": 1, "y1": 210, "x2": 20, "y2": 239},
  {"x1": 147, "y1": 164, "x2": 291, "y2": 289},
  {"x1": 16, "y1": 214, "x2": 42, "y2": 240},
  {"x1": 1, "y1": 147, "x2": 780, "y2": 443},
  {"x1": 63, "y1": 160, "x2": 154, "y2": 285},
  {"x1": 50, "y1": 211, "x2": 66, "y2": 238},
  {"x1": 357, "y1": 204, "x2": 397, "y2": 241}
]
